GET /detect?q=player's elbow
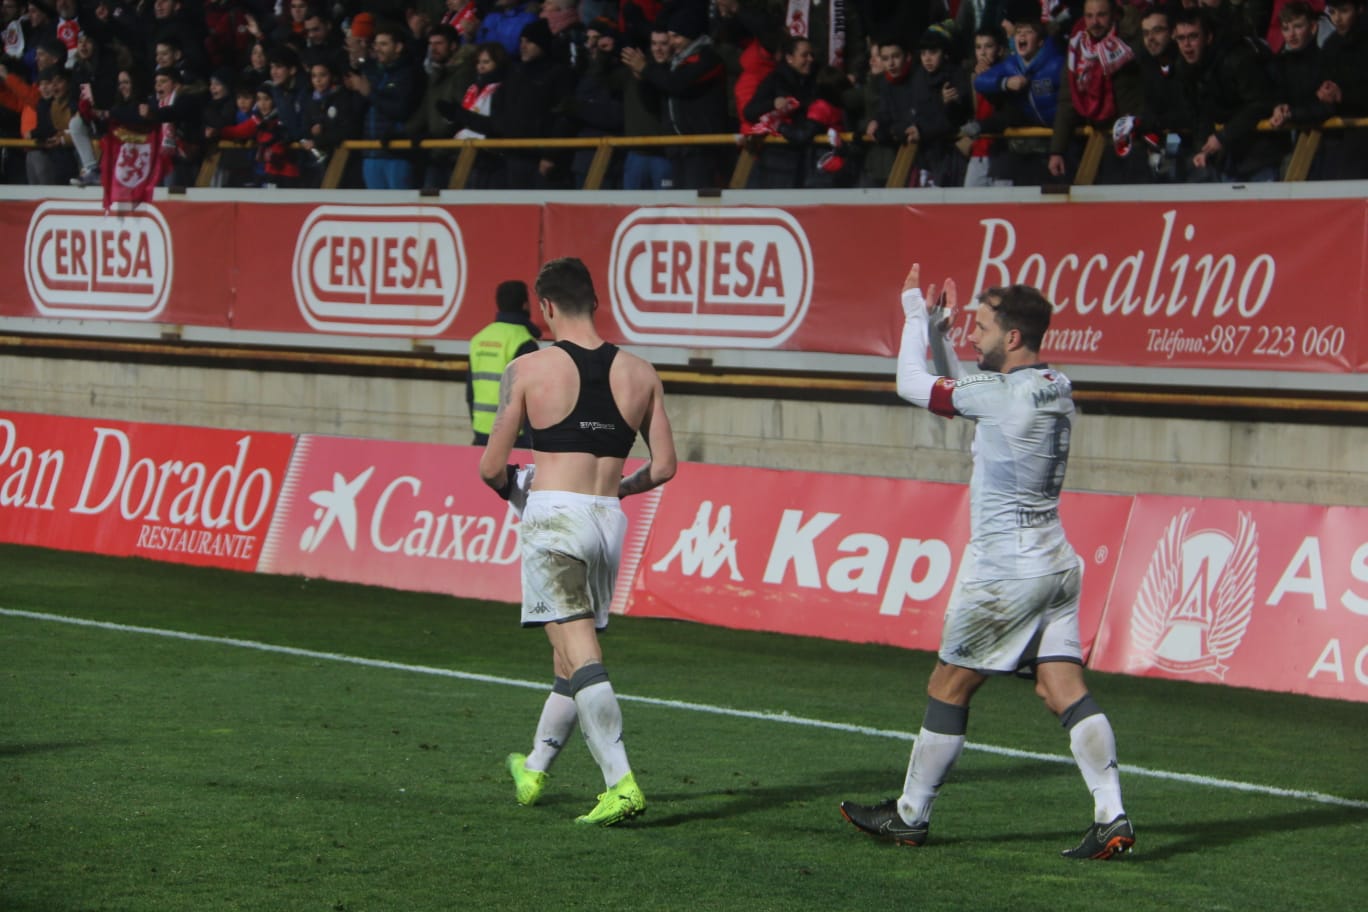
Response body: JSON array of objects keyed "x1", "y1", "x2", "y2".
[
  {"x1": 895, "y1": 375, "x2": 930, "y2": 408},
  {"x1": 651, "y1": 453, "x2": 677, "y2": 486},
  {"x1": 478, "y1": 456, "x2": 505, "y2": 490}
]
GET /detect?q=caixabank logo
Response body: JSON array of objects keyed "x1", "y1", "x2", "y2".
[
  {"x1": 608, "y1": 207, "x2": 813, "y2": 347},
  {"x1": 24, "y1": 200, "x2": 173, "y2": 319},
  {"x1": 1129, "y1": 508, "x2": 1258, "y2": 680},
  {"x1": 292, "y1": 205, "x2": 466, "y2": 335}
]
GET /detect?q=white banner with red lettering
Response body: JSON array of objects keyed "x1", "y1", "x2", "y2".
[
  {"x1": 1089, "y1": 495, "x2": 1368, "y2": 701},
  {"x1": 0, "y1": 411, "x2": 294, "y2": 571},
  {"x1": 3, "y1": 196, "x2": 1366, "y2": 373}
]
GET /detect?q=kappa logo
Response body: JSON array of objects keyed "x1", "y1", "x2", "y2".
[
  {"x1": 1129, "y1": 509, "x2": 1258, "y2": 679},
  {"x1": 652, "y1": 500, "x2": 743, "y2": 581},
  {"x1": 299, "y1": 467, "x2": 375, "y2": 552}
]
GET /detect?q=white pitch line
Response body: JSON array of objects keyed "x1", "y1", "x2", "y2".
[{"x1": 5, "y1": 607, "x2": 1367, "y2": 812}]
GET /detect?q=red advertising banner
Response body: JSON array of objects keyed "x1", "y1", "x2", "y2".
[
  {"x1": 18, "y1": 198, "x2": 219, "y2": 323},
  {"x1": 629, "y1": 461, "x2": 1132, "y2": 656},
  {"x1": 2, "y1": 196, "x2": 1365, "y2": 374},
  {"x1": 1089, "y1": 496, "x2": 1368, "y2": 702},
  {"x1": 230, "y1": 203, "x2": 543, "y2": 338},
  {"x1": 3, "y1": 199, "x2": 543, "y2": 339},
  {"x1": 4, "y1": 408, "x2": 1364, "y2": 703},
  {"x1": 0, "y1": 411, "x2": 294, "y2": 571},
  {"x1": 545, "y1": 199, "x2": 1366, "y2": 373},
  {"x1": 256, "y1": 435, "x2": 660, "y2": 606}
]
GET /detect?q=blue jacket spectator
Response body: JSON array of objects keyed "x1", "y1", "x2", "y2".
[
  {"x1": 477, "y1": 0, "x2": 538, "y2": 57},
  {"x1": 974, "y1": 28, "x2": 1065, "y2": 126}
]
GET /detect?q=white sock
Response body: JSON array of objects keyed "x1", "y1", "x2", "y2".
[
  {"x1": 571, "y1": 666, "x2": 631, "y2": 788},
  {"x1": 898, "y1": 729, "x2": 965, "y2": 826},
  {"x1": 1069, "y1": 714, "x2": 1125, "y2": 823},
  {"x1": 525, "y1": 689, "x2": 577, "y2": 773}
]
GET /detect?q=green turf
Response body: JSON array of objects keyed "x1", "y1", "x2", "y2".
[{"x1": 2, "y1": 544, "x2": 1366, "y2": 911}]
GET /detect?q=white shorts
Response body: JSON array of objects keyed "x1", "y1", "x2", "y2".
[
  {"x1": 519, "y1": 490, "x2": 627, "y2": 630},
  {"x1": 938, "y1": 561, "x2": 1084, "y2": 675}
]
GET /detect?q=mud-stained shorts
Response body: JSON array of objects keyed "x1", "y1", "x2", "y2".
[
  {"x1": 519, "y1": 491, "x2": 627, "y2": 630},
  {"x1": 937, "y1": 561, "x2": 1084, "y2": 675}
]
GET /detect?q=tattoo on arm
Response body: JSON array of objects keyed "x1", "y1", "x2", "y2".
[
  {"x1": 619, "y1": 464, "x2": 653, "y2": 498},
  {"x1": 489, "y1": 361, "x2": 517, "y2": 435}
]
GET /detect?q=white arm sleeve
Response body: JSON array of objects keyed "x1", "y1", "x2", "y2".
[
  {"x1": 895, "y1": 289, "x2": 940, "y2": 408},
  {"x1": 928, "y1": 308, "x2": 967, "y2": 381}
]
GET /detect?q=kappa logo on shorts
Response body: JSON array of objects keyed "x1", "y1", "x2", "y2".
[
  {"x1": 652, "y1": 500, "x2": 743, "y2": 581},
  {"x1": 1129, "y1": 509, "x2": 1258, "y2": 680},
  {"x1": 299, "y1": 467, "x2": 375, "y2": 552}
]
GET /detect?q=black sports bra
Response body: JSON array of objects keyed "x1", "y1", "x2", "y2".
[{"x1": 530, "y1": 341, "x2": 637, "y2": 458}]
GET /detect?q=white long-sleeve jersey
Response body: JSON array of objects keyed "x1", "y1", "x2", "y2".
[{"x1": 896, "y1": 289, "x2": 1078, "y2": 581}]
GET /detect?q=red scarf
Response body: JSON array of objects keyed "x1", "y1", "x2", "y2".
[{"x1": 1066, "y1": 27, "x2": 1134, "y2": 121}]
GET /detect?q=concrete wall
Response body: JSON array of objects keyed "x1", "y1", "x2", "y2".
[{"x1": 4, "y1": 353, "x2": 1366, "y2": 507}]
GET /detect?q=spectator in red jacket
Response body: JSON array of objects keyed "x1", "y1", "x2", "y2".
[{"x1": 208, "y1": 83, "x2": 301, "y2": 187}]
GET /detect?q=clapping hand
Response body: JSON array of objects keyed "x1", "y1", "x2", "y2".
[
  {"x1": 901, "y1": 263, "x2": 956, "y2": 332},
  {"x1": 930, "y1": 278, "x2": 957, "y2": 334}
]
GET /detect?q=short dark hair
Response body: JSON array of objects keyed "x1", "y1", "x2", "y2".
[
  {"x1": 813, "y1": 64, "x2": 847, "y2": 105},
  {"x1": 154, "y1": 65, "x2": 181, "y2": 83},
  {"x1": 974, "y1": 24, "x2": 1008, "y2": 47},
  {"x1": 430, "y1": 23, "x2": 460, "y2": 45},
  {"x1": 1173, "y1": 8, "x2": 1211, "y2": 33},
  {"x1": 978, "y1": 285, "x2": 1053, "y2": 353},
  {"x1": 475, "y1": 41, "x2": 508, "y2": 69},
  {"x1": 534, "y1": 258, "x2": 597, "y2": 316},
  {"x1": 37, "y1": 37, "x2": 67, "y2": 61},
  {"x1": 1279, "y1": 0, "x2": 1317, "y2": 23},
  {"x1": 1140, "y1": 4, "x2": 1171, "y2": 25},
  {"x1": 267, "y1": 46, "x2": 300, "y2": 68},
  {"x1": 777, "y1": 34, "x2": 810, "y2": 59},
  {"x1": 495, "y1": 279, "x2": 529, "y2": 313}
]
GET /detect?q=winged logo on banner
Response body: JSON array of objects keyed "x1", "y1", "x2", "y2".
[{"x1": 1129, "y1": 509, "x2": 1258, "y2": 680}]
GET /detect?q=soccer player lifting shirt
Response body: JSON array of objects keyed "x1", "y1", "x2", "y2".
[{"x1": 480, "y1": 256, "x2": 677, "y2": 827}]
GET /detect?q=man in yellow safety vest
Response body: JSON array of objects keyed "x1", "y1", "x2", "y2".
[{"x1": 467, "y1": 279, "x2": 542, "y2": 445}]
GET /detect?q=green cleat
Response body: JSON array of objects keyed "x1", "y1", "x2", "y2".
[
  {"x1": 506, "y1": 753, "x2": 548, "y2": 807},
  {"x1": 574, "y1": 771, "x2": 646, "y2": 827}
]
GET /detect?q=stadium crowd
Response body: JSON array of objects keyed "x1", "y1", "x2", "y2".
[{"x1": 1, "y1": 0, "x2": 1365, "y2": 190}]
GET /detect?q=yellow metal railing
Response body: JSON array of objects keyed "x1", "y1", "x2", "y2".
[{"x1": 4, "y1": 116, "x2": 1363, "y2": 189}]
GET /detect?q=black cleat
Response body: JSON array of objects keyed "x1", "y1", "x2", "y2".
[
  {"x1": 1061, "y1": 814, "x2": 1135, "y2": 860},
  {"x1": 839, "y1": 799, "x2": 929, "y2": 847}
]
